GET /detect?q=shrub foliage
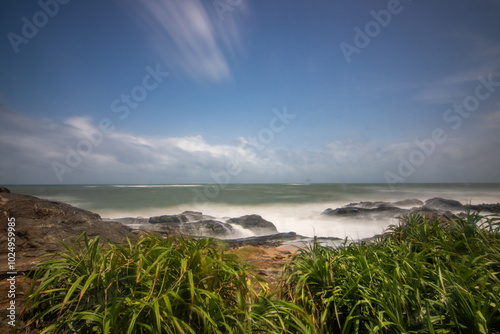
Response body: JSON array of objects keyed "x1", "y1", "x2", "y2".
[
  {"x1": 280, "y1": 212, "x2": 500, "y2": 333},
  {"x1": 22, "y1": 212, "x2": 500, "y2": 333}
]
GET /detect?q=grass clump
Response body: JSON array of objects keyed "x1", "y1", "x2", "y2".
[
  {"x1": 279, "y1": 212, "x2": 500, "y2": 333},
  {"x1": 21, "y1": 212, "x2": 500, "y2": 333},
  {"x1": 21, "y1": 234, "x2": 315, "y2": 333}
]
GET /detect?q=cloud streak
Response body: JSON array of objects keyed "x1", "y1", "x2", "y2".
[
  {"x1": 118, "y1": 0, "x2": 246, "y2": 82},
  {"x1": 413, "y1": 35, "x2": 500, "y2": 105}
]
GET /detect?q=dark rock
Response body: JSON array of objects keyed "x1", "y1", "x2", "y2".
[
  {"x1": 323, "y1": 207, "x2": 371, "y2": 216},
  {"x1": 0, "y1": 192, "x2": 137, "y2": 273},
  {"x1": 376, "y1": 203, "x2": 396, "y2": 211},
  {"x1": 180, "y1": 220, "x2": 233, "y2": 237},
  {"x1": 346, "y1": 201, "x2": 387, "y2": 209},
  {"x1": 147, "y1": 217, "x2": 234, "y2": 238},
  {"x1": 181, "y1": 211, "x2": 204, "y2": 221},
  {"x1": 325, "y1": 198, "x2": 472, "y2": 221},
  {"x1": 121, "y1": 213, "x2": 279, "y2": 238},
  {"x1": 392, "y1": 199, "x2": 424, "y2": 207},
  {"x1": 149, "y1": 214, "x2": 188, "y2": 224},
  {"x1": 410, "y1": 206, "x2": 443, "y2": 220},
  {"x1": 0, "y1": 186, "x2": 10, "y2": 193},
  {"x1": 466, "y1": 203, "x2": 500, "y2": 214},
  {"x1": 148, "y1": 211, "x2": 207, "y2": 225},
  {"x1": 323, "y1": 205, "x2": 407, "y2": 217},
  {"x1": 224, "y1": 232, "x2": 305, "y2": 248},
  {"x1": 0, "y1": 191, "x2": 137, "y2": 330},
  {"x1": 227, "y1": 214, "x2": 278, "y2": 234},
  {"x1": 424, "y1": 198, "x2": 464, "y2": 211}
]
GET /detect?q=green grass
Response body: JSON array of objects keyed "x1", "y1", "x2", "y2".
[
  {"x1": 20, "y1": 234, "x2": 314, "y2": 333},
  {"x1": 21, "y1": 212, "x2": 500, "y2": 333},
  {"x1": 280, "y1": 212, "x2": 500, "y2": 333}
]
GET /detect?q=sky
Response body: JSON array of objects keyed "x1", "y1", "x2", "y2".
[{"x1": 0, "y1": 0, "x2": 499, "y2": 185}]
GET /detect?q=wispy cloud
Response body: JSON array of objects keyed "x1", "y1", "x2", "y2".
[
  {"x1": 480, "y1": 108, "x2": 500, "y2": 129},
  {"x1": 117, "y1": 0, "x2": 247, "y2": 82},
  {"x1": 413, "y1": 35, "x2": 500, "y2": 105}
]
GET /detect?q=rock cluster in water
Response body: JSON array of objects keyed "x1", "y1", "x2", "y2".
[
  {"x1": 322, "y1": 197, "x2": 499, "y2": 220},
  {"x1": 107, "y1": 212, "x2": 278, "y2": 238},
  {"x1": 3, "y1": 186, "x2": 499, "y2": 274}
]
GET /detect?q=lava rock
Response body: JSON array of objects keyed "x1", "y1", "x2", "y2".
[
  {"x1": 0, "y1": 192, "x2": 137, "y2": 274},
  {"x1": 0, "y1": 186, "x2": 11, "y2": 193},
  {"x1": 424, "y1": 198, "x2": 464, "y2": 211},
  {"x1": 466, "y1": 203, "x2": 500, "y2": 213},
  {"x1": 149, "y1": 214, "x2": 188, "y2": 224},
  {"x1": 227, "y1": 214, "x2": 278, "y2": 234},
  {"x1": 392, "y1": 199, "x2": 424, "y2": 207},
  {"x1": 323, "y1": 207, "x2": 370, "y2": 216}
]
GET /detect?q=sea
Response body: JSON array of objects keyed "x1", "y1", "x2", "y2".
[{"x1": 6, "y1": 183, "x2": 500, "y2": 241}]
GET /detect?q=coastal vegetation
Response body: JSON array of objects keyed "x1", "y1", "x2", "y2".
[
  {"x1": 21, "y1": 212, "x2": 500, "y2": 333},
  {"x1": 281, "y1": 211, "x2": 500, "y2": 333}
]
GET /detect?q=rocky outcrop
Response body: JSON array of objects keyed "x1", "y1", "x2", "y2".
[
  {"x1": 227, "y1": 214, "x2": 278, "y2": 234},
  {"x1": 224, "y1": 232, "x2": 306, "y2": 248},
  {"x1": 149, "y1": 214, "x2": 188, "y2": 224},
  {"x1": 139, "y1": 212, "x2": 279, "y2": 238},
  {"x1": 0, "y1": 186, "x2": 11, "y2": 193},
  {"x1": 345, "y1": 201, "x2": 388, "y2": 209},
  {"x1": 323, "y1": 207, "x2": 371, "y2": 216},
  {"x1": 0, "y1": 190, "x2": 138, "y2": 332},
  {"x1": 182, "y1": 220, "x2": 233, "y2": 237},
  {"x1": 323, "y1": 203, "x2": 407, "y2": 217},
  {"x1": 424, "y1": 198, "x2": 464, "y2": 211},
  {"x1": 392, "y1": 199, "x2": 424, "y2": 207},
  {"x1": 151, "y1": 219, "x2": 234, "y2": 237},
  {"x1": 466, "y1": 203, "x2": 500, "y2": 213},
  {"x1": 323, "y1": 197, "x2": 499, "y2": 221},
  {"x1": 0, "y1": 192, "x2": 137, "y2": 273},
  {"x1": 148, "y1": 211, "x2": 206, "y2": 224}
]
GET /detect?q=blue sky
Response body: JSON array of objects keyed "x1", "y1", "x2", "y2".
[{"x1": 1, "y1": 0, "x2": 499, "y2": 185}]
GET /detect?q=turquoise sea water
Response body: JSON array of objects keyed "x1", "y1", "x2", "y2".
[{"x1": 6, "y1": 183, "x2": 500, "y2": 239}]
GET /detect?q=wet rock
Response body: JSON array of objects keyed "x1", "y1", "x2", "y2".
[
  {"x1": 181, "y1": 210, "x2": 204, "y2": 221},
  {"x1": 145, "y1": 213, "x2": 235, "y2": 238},
  {"x1": 180, "y1": 220, "x2": 234, "y2": 237},
  {"x1": 227, "y1": 214, "x2": 278, "y2": 234},
  {"x1": 149, "y1": 214, "x2": 279, "y2": 238},
  {"x1": 323, "y1": 198, "x2": 481, "y2": 221},
  {"x1": 346, "y1": 201, "x2": 387, "y2": 209},
  {"x1": 323, "y1": 207, "x2": 370, "y2": 216},
  {"x1": 148, "y1": 211, "x2": 209, "y2": 225},
  {"x1": 0, "y1": 192, "x2": 137, "y2": 273},
  {"x1": 410, "y1": 206, "x2": 442, "y2": 220},
  {"x1": 224, "y1": 232, "x2": 306, "y2": 248},
  {"x1": 323, "y1": 205, "x2": 407, "y2": 217},
  {"x1": 392, "y1": 199, "x2": 424, "y2": 207},
  {"x1": 424, "y1": 198, "x2": 464, "y2": 211},
  {"x1": 466, "y1": 203, "x2": 500, "y2": 213},
  {"x1": 0, "y1": 186, "x2": 11, "y2": 193},
  {"x1": 149, "y1": 214, "x2": 188, "y2": 224},
  {"x1": 0, "y1": 191, "x2": 138, "y2": 330}
]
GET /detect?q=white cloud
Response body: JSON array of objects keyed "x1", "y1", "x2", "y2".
[{"x1": 1, "y1": 110, "x2": 500, "y2": 184}]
